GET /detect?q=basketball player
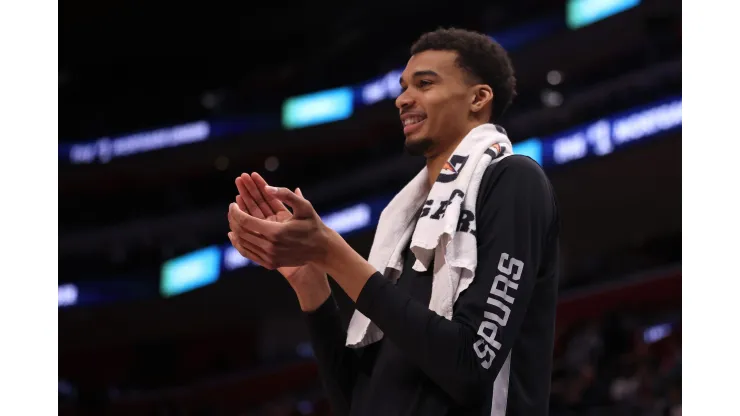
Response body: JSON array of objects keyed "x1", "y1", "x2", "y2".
[{"x1": 228, "y1": 28, "x2": 560, "y2": 416}]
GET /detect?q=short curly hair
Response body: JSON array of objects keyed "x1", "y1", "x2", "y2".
[{"x1": 410, "y1": 28, "x2": 517, "y2": 121}]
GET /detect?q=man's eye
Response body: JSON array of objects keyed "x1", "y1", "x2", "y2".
[{"x1": 419, "y1": 80, "x2": 432, "y2": 87}]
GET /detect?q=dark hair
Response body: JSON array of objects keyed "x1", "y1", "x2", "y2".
[{"x1": 410, "y1": 28, "x2": 517, "y2": 121}]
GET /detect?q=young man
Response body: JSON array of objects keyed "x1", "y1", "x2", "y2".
[{"x1": 228, "y1": 28, "x2": 560, "y2": 416}]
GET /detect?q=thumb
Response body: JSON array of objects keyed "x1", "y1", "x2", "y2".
[{"x1": 265, "y1": 186, "x2": 313, "y2": 217}]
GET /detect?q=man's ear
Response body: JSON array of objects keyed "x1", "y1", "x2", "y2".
[{"x1": 470, "y1": 84, "x2": 494, "y2": 116}]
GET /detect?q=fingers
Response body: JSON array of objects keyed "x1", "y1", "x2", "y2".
[
  {"x1": 263, "y1": 186, "x2": 315, "y2": 218},
  {"x1": 251, "y1": 172, "x2": 290, "y2": 214},
  {"x1": 228, "y1": 215, "x2": 261, "y2": 240},
  {"x1": 228, "y1": 209, "x2": 269, "y2": 239},
  {"x1": 227, "y1": 210, "x2": 278, "y2": 269},
  {"x1": 237, "y1": 228, "x2": 277, "y2": 258},
  {"x1": 236, "y1": 177, "x2": 266, "y2": 219},
  {"x1": 228, "y1": 232, "x2": 275, "y2": 269},
  {"x1": 229, "y1": 203, "x2": 280, "y2": 237},
  {"x1": 241, "y1": 173, "x2": 276, "y2": 218},
  {"x1": 236, "y1": 195, "x2": 247, "y2": 211},
  {"x1": 236, "y1": 194, "x2": 265, "y2": 220}
]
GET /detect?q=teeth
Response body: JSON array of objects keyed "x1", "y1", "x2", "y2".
[{"x1": 403, "y1": 117, "x2": 424, "y2": 126}]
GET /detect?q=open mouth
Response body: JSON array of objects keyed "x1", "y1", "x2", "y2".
[{"x1": 402, "y1": 116, "x2": 426, "y2": 135}]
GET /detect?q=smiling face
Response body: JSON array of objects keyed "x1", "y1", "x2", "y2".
[{"x1": 396, "y1": 50, "x2": 493, "y2": 157}]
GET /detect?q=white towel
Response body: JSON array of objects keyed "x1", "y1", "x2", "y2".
[{"x1": 346, "y1": 123, "x2": 514, "y2": 348}]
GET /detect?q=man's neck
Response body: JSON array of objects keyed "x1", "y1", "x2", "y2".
[{"x1": 425, "y1": 122, "x2": 484, "y2": 187}]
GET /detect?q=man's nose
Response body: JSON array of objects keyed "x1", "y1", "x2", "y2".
[{"x1": 395, "y1": 90, "x2": 413, "y2": 110}]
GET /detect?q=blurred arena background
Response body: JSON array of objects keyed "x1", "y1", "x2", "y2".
[{"x1": 58, "y1": 0, "x2": 682, "y2": 415}]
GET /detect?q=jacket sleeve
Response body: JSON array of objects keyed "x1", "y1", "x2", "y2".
[
  {"x1": 303, "y1": 295, "x2": 359, "y2": 416},
  {"x1": 354, "y1": 157, "x2": 557, "y2": 406}
]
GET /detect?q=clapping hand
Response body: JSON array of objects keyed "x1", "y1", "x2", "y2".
[{"x1": 227, "y1": 172, "x2": 327, "y2": 286}]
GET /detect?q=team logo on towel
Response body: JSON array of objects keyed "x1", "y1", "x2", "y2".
[
  {"x1": 437, "y1": 154, "x2": 469, "y2": 183},
  {"x1": 484, "y1": 143, "x2": 504, "y2": 159},
  {"x1": 442, "y1": 161, "x2": 457, "y2": 173}
]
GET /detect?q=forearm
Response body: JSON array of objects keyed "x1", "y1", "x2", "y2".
[
  {"x1": 312, "y1": 228, "x2": 486, "y2": 404},
  {"x1": 354, "y1": 272, "x2": 487, "y2": 403},
  {"x1": 302, "y1": 287, "x2": 358, "y2": 416},
  {"x1": 291, "y1": 273, "x2": 332, "y2": 312},
  {"x1": 315, "y1": 227, "x2": 378, "y2": 302},
  {"x1": 285, "y1": 256, "x2": 360, "y2": 415}
]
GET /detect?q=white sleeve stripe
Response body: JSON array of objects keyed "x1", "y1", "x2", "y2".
[{"x1": 490, "y1": 351, "x2": 512, "y2": 416}]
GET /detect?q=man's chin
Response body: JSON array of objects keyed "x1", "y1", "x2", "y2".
[{"x1": 404, "y1": 136, "x2": 434, "y2": 156}]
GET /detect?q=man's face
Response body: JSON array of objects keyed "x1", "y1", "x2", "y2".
[{"x1": 396, "y1": 50, "x2": 475, "y2": 157}]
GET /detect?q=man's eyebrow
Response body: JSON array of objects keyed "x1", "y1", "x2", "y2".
[{"x1": 399, "y1": 70, "x2": 440, "y2": 85}]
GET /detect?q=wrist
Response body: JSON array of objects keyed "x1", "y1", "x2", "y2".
[
  {"x1": 288, "y1": 272, "x2": 331, "y2": 312},
  {"x1": 313, "y1": 223, "x2": 340, "y2": 271},
  {"x1": 309, "y1": 225, "x2": 377, "y2": 302},
  {"x1": 293, "y1": 276, "x2": 331, "y2": 312}
]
